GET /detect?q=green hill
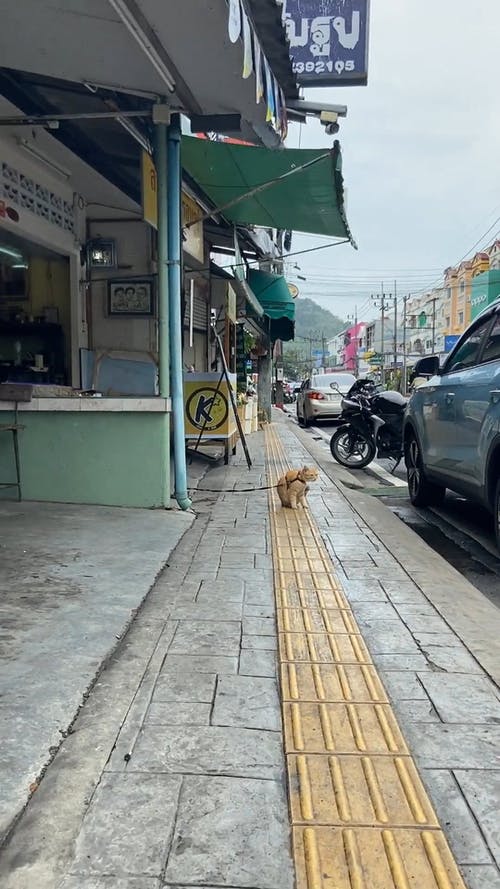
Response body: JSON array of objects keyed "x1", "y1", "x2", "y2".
[{"x1": 283, "y1": 298, "x2": 346, "y2": 378}]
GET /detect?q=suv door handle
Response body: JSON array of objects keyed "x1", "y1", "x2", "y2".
[
  {"x1": 445, "y1": 392, "x2": 455, "y2": 405},
  {"x1": 490, "y1": 389, "x2": 500, "y2": 404}
]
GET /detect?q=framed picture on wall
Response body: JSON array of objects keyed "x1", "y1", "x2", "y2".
[{"x1": 108, "y1": 277, "x2": 154, "y2": 316}]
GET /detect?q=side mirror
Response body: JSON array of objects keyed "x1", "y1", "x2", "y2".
[{"x1": 412, "y1": 355, "x2": 440, "y2": 379}]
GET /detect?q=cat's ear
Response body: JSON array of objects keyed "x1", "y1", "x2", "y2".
[{"x1": 303, "y1": 465, "x2": 308, "y2": 472}]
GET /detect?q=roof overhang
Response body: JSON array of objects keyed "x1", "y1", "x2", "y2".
[
  {"x1": 0, "y1": 0, "x2": 297, "y2": 146},
  {"x1": 181, "y1": 135, "x2": 356, "y2": 243}
]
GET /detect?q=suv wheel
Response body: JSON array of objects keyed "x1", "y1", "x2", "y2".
[
  {"x1": 494, "y1": 479, "x2": 500, "y2": 552},
  {"x1": 405, "y1": 432, "x2": 446, "y2": 507}
]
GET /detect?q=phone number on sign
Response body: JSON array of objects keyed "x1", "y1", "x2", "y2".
[{"x1": 292, "y1": 59, "x2": 355, "y2": 75}]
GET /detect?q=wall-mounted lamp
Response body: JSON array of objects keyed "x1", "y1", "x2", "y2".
[{"x1": 86, "y1": 238, "x2": 117, "y2": 268}]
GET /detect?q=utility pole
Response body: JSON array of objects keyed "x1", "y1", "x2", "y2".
[
  {"x1": 347, "y1": 305, "x2": 359, "y2": 376},
  {"x1": 322, "y1": 334, "x2": 327, "y2": 369},
  {"x1": 393, "y1": 280, "x2": 398, "y2": 376},
  {"x1": 402, "y1": 294, "x2": 409, "y2": 394},
  {"x1": 431, "y1": 297, "x2": 437, "y2": 353},
  {"x1": 372, "y1": 284, "x2": 388, "y2": 386}
]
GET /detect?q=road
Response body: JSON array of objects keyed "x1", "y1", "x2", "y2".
[{"x1": 284, "y1": 408, "x2": 500, "y2": 609}]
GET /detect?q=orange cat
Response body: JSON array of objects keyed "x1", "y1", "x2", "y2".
[{"x1": 276, "y1": 466, "x2": 319, "y2": 510}]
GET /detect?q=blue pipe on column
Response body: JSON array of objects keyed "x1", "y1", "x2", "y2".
[{"x1": 167, "y1": 113, "x2": 192, "y2": 511}]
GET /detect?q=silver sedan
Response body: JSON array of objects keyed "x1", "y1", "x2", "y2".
[{"x1": 296, "y1": 372, "x2": 357, "y2": 426}]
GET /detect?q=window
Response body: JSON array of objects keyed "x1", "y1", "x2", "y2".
[
  {"x1": 481, "y1": 316, "x2": 500, "y2": 364},
  {"x1": 458, "y1": 311, "x2": 464, "y2": 325},
  {"x1": 445, "y1": 316, "x2": 450, "y2": 328},
  {"x1": 445, "y1": 316, "x2": 492, "y2": 373}
]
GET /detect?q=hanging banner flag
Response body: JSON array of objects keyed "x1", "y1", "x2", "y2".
[
  {"x1": 241, "y1": 5, "x2": 253, "y2": 78},
  {"x1": 263, "y1": 59, "x2": 275, "y2": 123},
  {"x1": 254, "y1": 34, "x2": 263, "y2": 103},
  {"x1": 228, "y1": 0, "x2": 241, "y2": 42},
  {"x1": 282, "y1": 0, "x2": 370, "y2": 87},
  {"x1": 273, "y1": 79, "x2": 282, "y2": 130},
  {"x1": 279, "y1": 87, "x2": 288, "y2": 140}
]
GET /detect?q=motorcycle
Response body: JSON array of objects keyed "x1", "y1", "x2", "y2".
[{"x1": 329, "y1": 379, "x2": 407, "y2": 470}]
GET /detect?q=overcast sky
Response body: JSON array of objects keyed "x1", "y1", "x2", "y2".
[{"x1": 285, "y1": 0, "x2": 500, "y2": 323}]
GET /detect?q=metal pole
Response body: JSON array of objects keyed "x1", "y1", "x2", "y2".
[
  {"x1": 354, "y1": 304, "x2": 359, "y2": 376},
  {"x1": 393, "y1": 281, "x2": 398, "y2": 375},
  {"x1": 380, "y1": 282, "x2": 386, "y2": 387},
  {"x1": 167, "y1": 113, "x2": 191, "y2": 510},
  {"x1": 154, "y1": 121, "x2": 172, "y2": 510},
  {"x1": 402, "y1": 294, "x2": 408, "y2": 394},
  {"x1": 431, "y1": 297, "x2": 436, "y2": 353}
]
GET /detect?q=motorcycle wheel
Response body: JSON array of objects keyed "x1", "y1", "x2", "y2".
[{"x1": 330, "y1": 428, "x2": 376, "y2": 469}]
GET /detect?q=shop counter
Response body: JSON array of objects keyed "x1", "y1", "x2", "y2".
[{"x1": 0, "y1": 397, "x2": 172, "y2": 508}]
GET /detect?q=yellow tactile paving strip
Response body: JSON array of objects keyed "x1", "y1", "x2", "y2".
[{"x1": 265, "y1": 423, "x2": 467, "y2": 889}]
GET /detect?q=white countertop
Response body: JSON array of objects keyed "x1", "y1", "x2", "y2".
[{"x1": 0, "y1": 397, "x2": 171, "y2": 413}]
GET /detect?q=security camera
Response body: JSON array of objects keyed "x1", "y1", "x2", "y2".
[{"x1": 320, "y1": 110, "x2": 340, "y2": 136}]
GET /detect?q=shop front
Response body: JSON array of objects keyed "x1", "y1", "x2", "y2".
[{"x1": 0, "y1": 129, "x2": 172, "y2": 508}]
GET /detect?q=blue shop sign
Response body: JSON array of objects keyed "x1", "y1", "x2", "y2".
[
  {"x1": 444, "y1": 335, "x2": 460, "y2": 353},
  {"x1": 283, "y1": 0, "x2": 370, "y2": 86}
]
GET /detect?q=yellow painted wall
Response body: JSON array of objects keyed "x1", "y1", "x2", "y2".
[{"x1": 27, "y1": 257, "x2": 71, "y2": 376}]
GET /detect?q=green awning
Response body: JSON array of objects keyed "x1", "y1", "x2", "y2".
[
  {"x1": 248, "y1": 269, "x2": 295, "y2": 342},
  {"x1": 182, "y1": 136, "x2": 355, "y2": 243}
]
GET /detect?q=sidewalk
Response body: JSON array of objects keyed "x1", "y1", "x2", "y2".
[{"x1": 0, "y1": 419, "x2": 499, "y2": 889}]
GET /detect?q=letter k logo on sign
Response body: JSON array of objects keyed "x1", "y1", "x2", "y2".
[
  {"x1": 195, "y1": 394, "x2": 215, "y2": 425},
  {"x1": 186, "y1": 386, "x2": 229, "y2": 433}
]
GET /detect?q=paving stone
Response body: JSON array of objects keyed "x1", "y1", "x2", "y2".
[
  {"x1": 243, "y1": 603, "x2": 275, "y2": 618},
  {"x1": 128, "y1": 725, "x2": 282, "y2": 780},
  {"x1": 169, "y1": 621, "x2": 241, "y2": 656},
  {"x1": 161, "y1": 655, "x2": 239, "y2": 675},
  {"x1": 380, "y1": 581, "x2": 430, "y2": 604},
  {"x1": 169, "y1": 602, "x2": 242, "y2": 621},
  {"x1": 165, "y1": 775, "x2": 293, "y2": 889},
  {"x1": 219, "y1": 553, "x2": 256, "y2": 568},
  {"x1": 352, "y1": 601, "x2": 399, "y2": 621},
  {"x1": 197, "y1": 579, "x2": 245, "y2": 603},
  {"x1": 420, "y1": 769, "x2": 494, "y2": 865},
  {"x1": 413, "y1": 632, "x2": 462, "y2": 648},
  {"x1": 455, "y1": 770, "x2": 500, "y2": 867},
  {"x1": 372, "y1": 652, "x2": 430, "y2": 671},
  {"x1": 212, "y1": 676, "x2": 281, "y2": 732},
  {"x1": 361, "y1": 620, "x2": 420, "y2": 654},
  {"x1": 152, "y1": 670, "x2": 216, "y2": 703},
  {"x1": 255, "y1": 553, "x2": 273, "y2": 569},
  {"x1": 341, "y1": 582, "x2": 388, "y2": 602},
  {"x1": 418, "y1": 674, "x2": 500, "y2": 723},
  {"x1": 60, "y1": 879, "x2": 160, "y2": 889},
  {"x1": 244, "y1": 584, "x2": 276, "y2": 606},
  {"x1": 239, "y1": 648, "x2": 277, "y2": 678},
  {"x1": 146, "y1": 702, "x2": 211, "y2": 725},
  {"x1": 68, "y1": 773, "x2": 181, "y2": 876},
  {"x1": 217, "y1": 568, "x2": 272, "y2": 585},
  {"x1": 242, "y1": 616, "x2": 276, "y2": 636},
  {"x1": 417, "y1": 642, "x2": 483, "y2": 674},
  {"x1": 391, "y1": 698, "x2": 441, "y2": 723},
  {"x1": 394, "y1": 601, "x2": 443, "y2": 619},
  {"x1": 460, "y1": 865, "x2": 500, "y2": 889},
  {"x1": 403, "y1": 615, "x2": 453, "y2": 634},
  {"x1": 404, "y1": 723, "x2": 500, "y2": 769},
  {"x1": 379, "y1": 670, "x2": 428, "y2": 701},
  {"x1": 242, "y1": 634, "x2": 277, "y2": 651}
]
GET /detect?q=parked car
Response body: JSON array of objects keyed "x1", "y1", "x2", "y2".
[
  {"x1": 403, "y1": 299, "x2": 500, "y2": 548},
  {"x1": 296, "y1": 372, "x2": 357, "y2": 426}
]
